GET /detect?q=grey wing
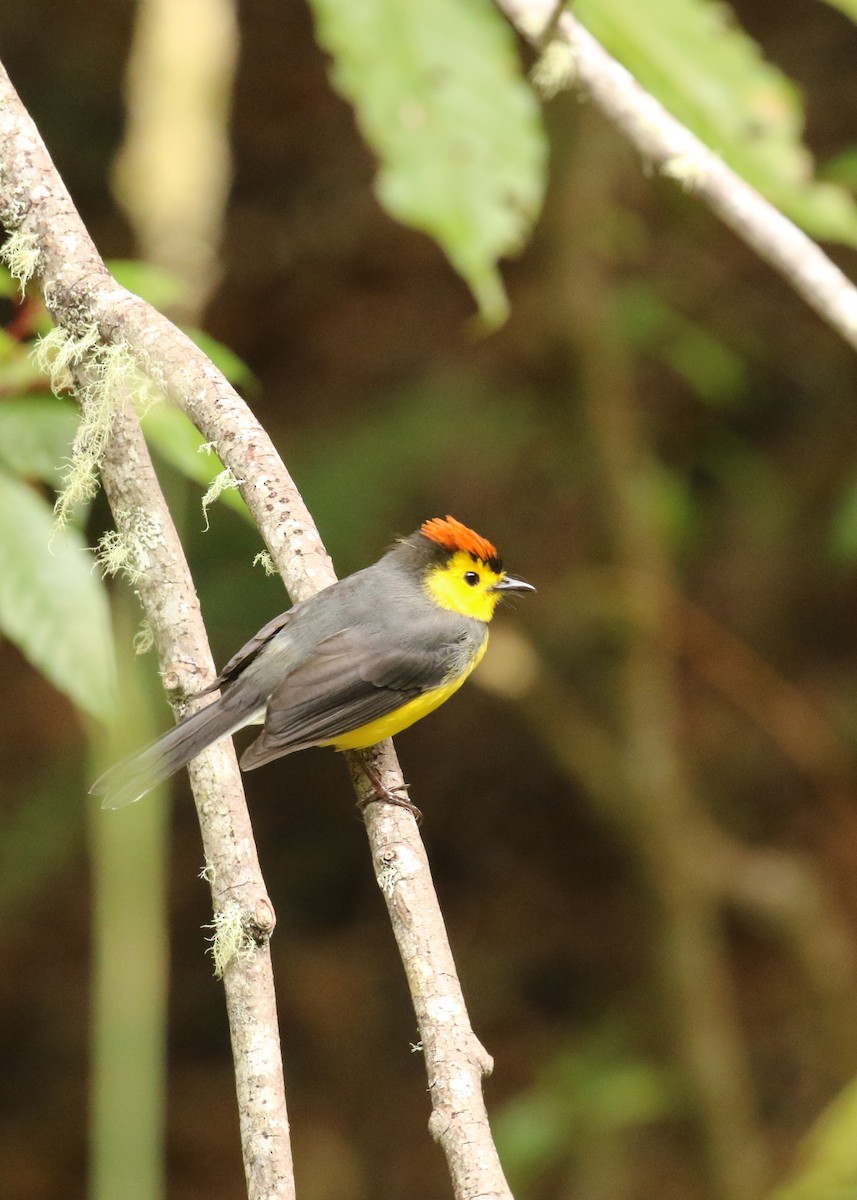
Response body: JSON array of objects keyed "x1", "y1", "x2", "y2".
[
  {"x1": 198, "y1": 609, "x2": 294, "y2": 695},
  {"x1": 239, "y1": 627, "x2": 449, "y2": 770}
]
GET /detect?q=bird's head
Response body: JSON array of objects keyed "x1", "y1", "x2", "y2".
[{"x1": 408, "y1": 515, "x2": 535, "y2": 623}]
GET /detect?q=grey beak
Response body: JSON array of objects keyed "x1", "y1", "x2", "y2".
[{"x1": 493, "y1": 574, "x2": 536, "y2": 594}]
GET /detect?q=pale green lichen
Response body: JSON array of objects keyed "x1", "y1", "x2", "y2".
[
  {"x1": 34, "y1": 324, "x2": 101, "y2": 394},
  {"x1": 97, "y1": 527, "x2": 142, "y2": 582},
  {"x1": 206, "y1": 901, "x2": 256, "y2": 978},
  {"x1": 100, "y1": 340, "x2": 148, "y2": 405},
  {"x1": 0, "y1": 229, "x2": 41, "y2": 294},
  {"x1": 198, "y1": 859, "x2": 216, "y2": 885},
  {"x1": 124, "y1": 508, "x2": 164, "y2": 561},
  {"x1": 134, "y1": 373, "x2": 164, "y2": 419},
  {"x1": 35, "y1": 329, "x2": 147, "y2": 527},
  {"x1": 97, "y1": 507, "x2": 162, "y2": 583},
  {"x1": 133, "y1": 618, "x2": 154, "y2": 656},
  {"x1": 201, "y1": 466, "x2": 241, "y2": 531},
  {"x1": 376, "y1": 862, "x2": 401, "y2": 899},
  {"x1": 36, "y1": 328, "x2": 162, "y2": 528},
  {"x1": 531, "y1": 39, "x2": 576, "y2": 99},
  {"x1": 662, "y1": 151, "x2": 711, "y2": 191},
  {"x1": 253, "y1": 550, "x2": 276, "y2": 576}
]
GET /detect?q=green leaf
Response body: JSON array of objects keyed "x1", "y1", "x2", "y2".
[
  {"x1": 185, "y1": 329, "x2": 256, "y2": 388},
  {"x1": 819, "y1": 144, "x2": 857, "y2": 189},
  {"x1": 0, "y1": 397, "x2": 79, "y2": 485},
  {"x1": 818, "y1": 0, "x2": 857, "y2": 23},
  {"x1": 108, "y1": 260, "x2": 192, "y2": 311},
  {"x1": 774, "y1": 1076, "x2": 857, "y2": 1200},
  {"x1": 0, "y1": 332, "x2": 50, "y2": 390},
  {"x1": 307, "y1": 0, "x2": 547, "y2": 324},
  {"x1": 830, "y1": 477, "x2": 857, "y2": 561},
  {"x1": 574, "y1": 0, "x2": 857, "y2": 246},
  {"x1": 0, "y1": 469, "x2": 116, "y2": 722},
  {"x1": 616, "y1": 280, "x2": 747, "y2": 407},
  {"x1": 495, "y1": 1028, "x2": 675, "y2": 1187}
]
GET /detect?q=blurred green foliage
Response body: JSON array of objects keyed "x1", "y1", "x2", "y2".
[
  {"x1": 0, "y1": 396, "x2": 80, "y2": 485},
  {"x1": 0, "y1": 306, "x2": 116, "y2": 721},
  {"x1": 774, "y1": 1076, "x2": 857, "y2": 1200},
  {"x1": 496, "y1": 1026, "x2": 676, "y2": 1192},
  {"x1": 290, "y1": 377, "x2": 541, "y2": 564},
  {"x1": 306, "y1": 0, "x2": 547, "y2": 325},
  {"x1": 0, "y1": 468, "x2": 116, "y2": 721},
  {"x1": 616, "y1": 281, "x2": 748, "y2": 409}
]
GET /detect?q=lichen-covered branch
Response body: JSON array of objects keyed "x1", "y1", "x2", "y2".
[
  {"x1": 496, "y1": 0, "x2": 857, "y2": 352},
  {"x1": 0, "y1": 59, "x2": 511, "y2": 1200},
  {"x1": 98, "y1": 392, "x2": 294, "y2": 1200}
]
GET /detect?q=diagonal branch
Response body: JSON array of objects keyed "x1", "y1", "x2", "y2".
[
  {"x1": 0, "y1": 59, "x2": 511, "y2": 1200},
  {"x1": 496, "y1": 0, "x2": 857, "y2": 352}
]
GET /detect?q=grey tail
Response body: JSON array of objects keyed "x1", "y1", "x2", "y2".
[{"x1": 90, "y1": 697, "x2": 249, "y2": 810}]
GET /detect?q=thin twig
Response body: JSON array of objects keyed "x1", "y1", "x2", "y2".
[
  {"x1": 0, "y1": 59, "x2": 511, "y2": 1200},
  {"x1": 496, "y1": 0, "x2": 857, "y2": 351}
]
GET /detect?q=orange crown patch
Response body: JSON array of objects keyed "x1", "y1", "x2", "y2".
[{"x1": 420, "y1": 516, "x2": 499, "y2": 564}]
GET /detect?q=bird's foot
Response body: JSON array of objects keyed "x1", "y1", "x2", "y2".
[{"x1": 355, "y1": 759, "x2": 422, "y2": 824}]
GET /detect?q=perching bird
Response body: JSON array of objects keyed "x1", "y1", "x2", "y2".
[{"x1": 91, "y1": 516, "x2": 535, "y2": 810}]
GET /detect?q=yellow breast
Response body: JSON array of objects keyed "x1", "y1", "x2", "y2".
[{"x1": 326, "y1": 635, "x2": 489, "y2": 751}]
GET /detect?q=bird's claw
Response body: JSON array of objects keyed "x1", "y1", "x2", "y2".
[{"x1": 355, "y1": 760, "x2": 422, "y2": 824}]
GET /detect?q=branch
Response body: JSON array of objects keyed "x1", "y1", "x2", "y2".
[
  {"x1": 496, "y1": 0, "x2": 857, "y2": 351},
  {"x1": 98, "y1": 391, "x2": 294, "y2": 1200},
  {"x1": 0, "y1": 60, "x2": 511, "y2": 1200}
]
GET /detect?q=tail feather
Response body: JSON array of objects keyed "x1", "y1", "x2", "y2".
[{"x1": 90, "y1": 697, "x2": 252, "y2": 810}]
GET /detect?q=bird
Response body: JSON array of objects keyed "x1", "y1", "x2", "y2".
[{"x1": 90, "y1": 515, "x2": 535, "y2": 811}]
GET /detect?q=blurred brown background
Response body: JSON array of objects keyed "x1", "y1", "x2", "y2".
[{"x1": 3, "y1": 1, "x2": 857, "y2": 1198}]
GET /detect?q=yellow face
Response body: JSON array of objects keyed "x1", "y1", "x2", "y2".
[{"x1": 424, "y1": 550, "x2": 506, "y2": 622}]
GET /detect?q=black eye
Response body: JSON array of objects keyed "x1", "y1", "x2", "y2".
[{"x1": 464, "y1": 571, "x2": 480, "y2": 587}]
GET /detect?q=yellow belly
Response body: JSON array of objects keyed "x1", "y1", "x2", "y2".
[{"x1": 324, "y1": 636, "x2": 488, "y2": 751}]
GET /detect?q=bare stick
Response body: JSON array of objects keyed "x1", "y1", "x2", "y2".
[
  {"x1": 98, "y1": 394, "x2": 294, "y2": 1200},
  {"x1": 0, "y1": 60, "x2": 511, "y2": 1200},
  {"x1": 496, "y1": 0, "x2": 857, "y2": 351}
]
